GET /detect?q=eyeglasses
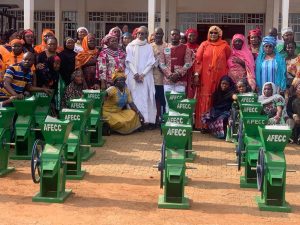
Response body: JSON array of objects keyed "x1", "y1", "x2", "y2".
[{"x1": 210, "y1": 31, "x2": 218, "y2": 35}]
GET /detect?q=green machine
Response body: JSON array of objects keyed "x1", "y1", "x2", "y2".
[
  {"x1": 60, "y1": 108, "x2": 95, "y2": 163},
  {"x1": 0, "y1": 107, "x2": 16, "y2": 176},
  {"x1": 256, "y1": 125, "x2": 292, "y2": 212},
  {"x1": 11, "y1": 96, "x2": 37, "y2": 160},
  {"x1": 158, "y1": 122, "x2": 192, "y2": 209},
  {"x1": 83, "y1": 90, "x2": 106, "y2": 147},
  {"x1": 31, "y1": 116, "x2": 73, "y2": 203},
  {"x1": 237, "y1": 102, "x2": 268, "y2": 188},
  {"x1": 33, "y1": 91, "x2": 54, "y2": 139}
]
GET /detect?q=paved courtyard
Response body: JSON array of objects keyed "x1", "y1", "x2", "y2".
[{"x1": 0, "y1": 130, "x2": 299, "y2": 225}]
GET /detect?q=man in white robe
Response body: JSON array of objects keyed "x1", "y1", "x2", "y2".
[{"x1": 125, "y1": 26, "x2": 157, "y2": 126}]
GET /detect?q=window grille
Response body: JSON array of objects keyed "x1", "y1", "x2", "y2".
[{"x1": 62, "y1": 11, "x2": 77, "y2": 40}]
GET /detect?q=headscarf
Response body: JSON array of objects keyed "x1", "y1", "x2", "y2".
[
  {"x1": 248, "y1": 28, "x2": 262, "y2": 40},
  {"x1": 9, "y1": 38, "x2": 24, "y2": 46},
  {"x1": 212, "y1": 75, "x2": 236, "y2": 112},
  {"x1": 122, "y1": 32, "x2": 132, "y2": 38},
  {"x1": 258, "y1": 82, "x2": 280, "y2": 104},
  {"x1": 34, "y1": 29, "x2": 55, "y2": 54},
  {"x1": 255, "y1": 36, "x2": 286, "y2": 92},
  {"x1": 227, "y1": 34, "x2": 256, "y2": 90},
  {"x1": 185, "y1": 28, "x2": 199, "y2": 49},
  {"x1": 108, "y1": 27, "x2": 123, "y2": 46},
  {"x1": 202, "y1": 26, "x2": 229, "y2": 72},
  {"x1": 281, "y1": 27, "x2": 293, "y2": 36},
  {"x1": 75, "y1": 34, "x2": 98, "y2": 69},
  {"x1": 101, "y1": 34, "x2": 118, "y2": 46},
  {"x1": 132, "y1": 28, "x2": 139, "y2": 40},
  {"x1": 112, "y1": 69, "x2": 126, "y2": 82},
  {"x1": 262, "y1": 35, "x2": 277, "y2": 47},
  {"x1": 77, "y1": 27, "x2": 88, "y2": 34}
]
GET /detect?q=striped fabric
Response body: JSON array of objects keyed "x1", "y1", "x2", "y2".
[{"x1": 0, "y1": 63, "x2": 32, "y2": 98}]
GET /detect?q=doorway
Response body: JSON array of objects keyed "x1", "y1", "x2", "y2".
[{"x1": 197, "y1": 24, "x2": 245, "y2": 45}]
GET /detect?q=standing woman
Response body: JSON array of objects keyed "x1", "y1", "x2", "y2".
[
  {"x1": 74, "y1": 27, "x2": 88, "y2": 53},
  {"x1": 58, "y1": 37, "x2": 77, "y2": 86},
  {"x1": 194, "y1": 25, "x2": 231, "y2": 130},
  {"x1": 185, "y1": 28, "x2": 199, "y2": 98},
  {"x1": 248, "y1": 28, "x2": 262, "y2": 61},
  {"x1": 20, "y1": 29, "x2": 35, "y2": 53},
  {"x1": 125, "y1": 26, "x2": 157, "y2": 128},
  {"x1": 34, "y1": 29, "x2": 55, "y2": 54},
  {"x1": 256, "y1": 36, "x2": 286, "y2": 94},
  {"x1": 227, "y1": 34, "x2": 256, "y2": 91},
  {"x1": 75, "y1": 33, "x2": 99, "y2": 89},
  {"x1": 97, "y1": 34, "x2": 126, "y2": 89},
  {"x1": 285, "y1": 41, "x2": 300, "y2": 96}
]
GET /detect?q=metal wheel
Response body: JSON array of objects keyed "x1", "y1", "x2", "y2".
[
  {"x1": 257, "y1": 148, "x2": 265, "y2": 191},
  {"x1": 158, "y1": 139, "x2": 166, "y2": 189},
  {"x1": 31, "y1": 139, "x2": 44, "y2": 183},
  {"x1": 236, "y1": 119, "x2": 243, "y2": 171}
]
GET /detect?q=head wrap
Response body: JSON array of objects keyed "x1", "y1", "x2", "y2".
[
  {"x1": 248, "y1": 28, "x2": 262, "y2": 38},
  {"x1": 24, "y1": 29, "x2": 34, "y2": 36},
  {"x1": 9, "y1": 38, "x2": 24, "y2": 46},
  {"x1": 262, "y1": 35, "x2": 277, "y2": 47},
  {"x1": 75, "y1": 34, "x2": 98, "y2": 69},
  {"x1": 112, "y1": 69, "x2": 126, "y2": 82},
  {"x1": 185, "y1": 28, "x2": 198, "y2": 39},
  {"x1": 228, "y1": 34, "x2": 256, "y2": 90},
  {"x1": 77, "y1": 27, "x2": 88, "y2": 34},
  {"x1": 132, "y1": 28, "x2": 139, "y2": 40},
  {"x1": 101, "y1": 34, "x2": 118, "y2": 46},
  {"x1": 71, "y1": 69, "x2": 83, "y2": 81},
  {"x1": 281, "y1": 27, "x2": 293, "y2": 36},
  {"x1": 185, "y1": 28, "x2": 199, "y2": 49},
  {"x1": 122, "y1": 32, "x2": 132, "y2": 38},
  {"x1": 108, "y1": 27, "x2": 123, "y2": 46},
  {"x1": 207, "y1": 26, "x2": 223, "y2": 40}
]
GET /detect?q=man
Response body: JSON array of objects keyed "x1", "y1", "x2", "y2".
[
  {"x1": 151, "y1": 27, "x2": 168, "y2": 123},
  {"x1": 125, "y1": 26, "x2": 157, "y2": 128},
  {"x1": 268, "y1": 27, "x2": 282, "y2": 44},
  {"x1": 276, "y1": 27, "x2": 300, "y2": 57},
  {"x1": 0, "y1": 52, "x2": 51, "y2": 101},
  {"x1": 158, "y1": 28, "x2": 192, "y2": 109}
]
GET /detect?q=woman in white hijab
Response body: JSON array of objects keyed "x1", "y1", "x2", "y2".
[
  {"x1": 125, "y1": 26, "x2": 156, "y2": 128},
  {"x1": 74, "y1": 27, "x2": 88, "y2": 53}
]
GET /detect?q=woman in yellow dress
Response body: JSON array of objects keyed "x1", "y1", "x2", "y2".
[{"x1": 103, "y1": 70, "x2": 144, "y2": 134}]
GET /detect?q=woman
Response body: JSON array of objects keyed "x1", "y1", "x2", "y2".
[
  {"x1": 228, "y1": 34, "x2": 256, "y2": 91},
  {"x1": 58, "y1": 37, "x2": 77, "y2": 86},
  {"x1": 75, "y1": 33, "x2": 99, "y2": 89},
  {"x1": 125, "y1": 26, "x2": 156, "y2": 128},
  {"x1": 248, "y1": 28, "x2": 262, "y2": 60},
  {"x1": 74, "y1": 27, "x2": 88, "y2": 53},
  {"x1": 20, "y1": 29, "x2": 35, "y2": 53},
  {"x1": 62, "y1": 70, "x2": 87, "y2": 108},
  {"x1": 108, "y1": 26, "x2": 123, "y2": 47},
  {"x1": 103, "y1": 70, "x2": 144, "y2": 134},
  {"x1": 122, "y1": 32, "x2": 132, "y2": 51},
  {"x1": 34, "y1": 29, "x2": 55, "y2": 54},
  {"x1": 287, "y1": 78, "x2": 300, "y2": 143},
  {"x1": 194, "y1": 25, "x2": 231, "y2": 130},
  {"x1": 256, "y1": 36, "x2": 286, "y2": 94},
  {"x1": 97, "y1": 34, "x2": 126, "y2": 89},
  {"x1": 258, "y1": 82, "x2": 287, "y2": 125},
  {"x1": 285, "y1": 41, "x2": 300, "y2": 95},
  {"x1": 2, "y1": 39, "x2": 24, "y2": 70},
  {"x1": 202, "y1": 76, "x2": 235, "y2": 139},
  {"x1": 185, "y1": 28, "x2": 199, "y2": 99}
]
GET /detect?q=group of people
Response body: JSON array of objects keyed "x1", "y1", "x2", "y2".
[{"x1": 0, "y1": 24, "x2": 300, "y2": 142}]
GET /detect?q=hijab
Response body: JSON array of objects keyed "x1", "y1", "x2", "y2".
[
  {"x1": 75, "y1": 34, "x2": 98, "y2": 69},
  {"x1": 185, "y1": 28, "x2": 199, "y2": 50},
  {"x1": 213, "y1": 75, "x2": 236, "y2": 108}
]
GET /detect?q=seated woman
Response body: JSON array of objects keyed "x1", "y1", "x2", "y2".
[
  {"x1": 202, "y1": 76, "x2": 236, "y2": 139},
  {"x1": 103, "y1": 70, "x2": 144, "y2": 134},
  {"x1": 286, "y1": 78, "x2": 300, "y2": 143},
  {"x1": 61, "y1": 70, "x2": 87, "y2": 108},
  {"x1": 258, "y1": 82, "x2": 288, "y2": 125}
]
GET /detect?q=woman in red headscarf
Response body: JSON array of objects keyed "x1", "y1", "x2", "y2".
[
  {"x1": 185, "y1": 28, "x2": 199, "y2": 98},
  {"x1": 75, "y1": 33, "x2": 100, "y2": 89},
  {"x1": 228, "y1": 34, "x2": 256, "y2": 91},
  {"x1": 248, "y1": 28, "x2": 262, "y2": 61},
  {"x1": 20, "y1": 29, "x2": 35, "y2": 53},
  {"x1": 194, "y1": 26, "x2": 231, "y2": 130}
]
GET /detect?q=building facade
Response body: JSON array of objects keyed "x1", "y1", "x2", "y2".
[{"x1": 2, "y1": 0, "x2": 300, "y2": 44}]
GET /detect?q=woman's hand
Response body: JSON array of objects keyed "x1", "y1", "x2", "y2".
[
  {"x1": 36, "y1": 63, "x2": 45, "y2": 70},
  {"x1": 193, "y1": 73, "x2": 199, "y2": 86},
  {"x1": 273, "y1": 115, "x2": 280, "y2": 124}
]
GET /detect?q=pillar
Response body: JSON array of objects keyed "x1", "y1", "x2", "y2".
[
  {"x1": 24, "y1": 0, "x2": 34, "y2": 30},
  {"x1": 148, "y1": 0, "x2": 156, "y2": 35},
  {"x1": 160, "y1": 0, "x2": 167, "y2": 37},
  {"x1": 55, "y1": 0, "x2": 62, "y2": 44},
  {"x1": 77, "y1": 0, "x2": 87, "y2": 27},
  {"x1": 168, "y1": 0, "x2": 177, "y2": 34},
  {"x1": 282, "y1": 0, "x2": 290, "y2": 29}
]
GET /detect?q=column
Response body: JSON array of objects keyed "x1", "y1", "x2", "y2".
[
  {"x1": 148, "y1": 0, "x2": 156, "y2": 35},
  {"x1": 265, "y1": 0, "x2": 274, "y2": 35},
  {"x1": 168, "y1": 0, "x2": 177, "y2": 34},
  {"x1": 160, "y1": 0, "x2": 167, "y2": 36},
  {"x1": 77, "y1": 0, "x2": 87, "y2": 27},
  {"x1": 282, "y1": 0, "x2": 290, "y2": 29},
  {"x1": 273, "y1": 0, "x2": 280, "y2": 30},
  {"x1": 55, "y1": 0, "x2": 62, "y2": 44},
  {"x1": 24, "y1": 0, "x2": 34, "y2": 30}
]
